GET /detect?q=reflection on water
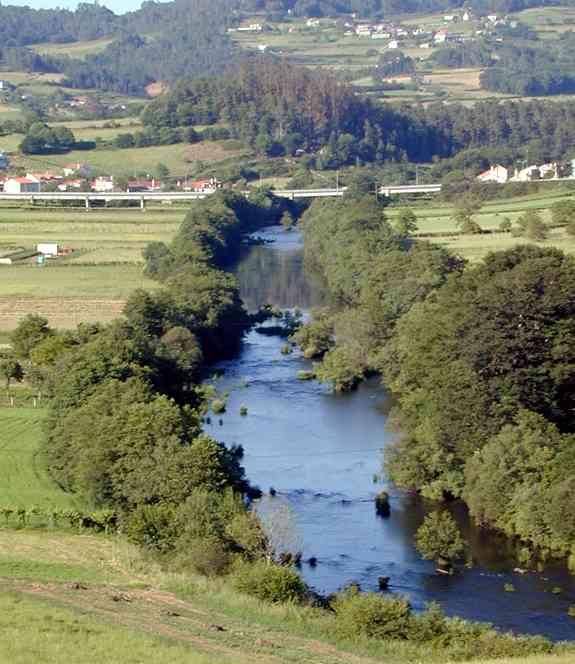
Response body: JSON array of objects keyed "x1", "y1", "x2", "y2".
[{"x1": 205, "y1": 226, "x2": 575, "y2": 641}]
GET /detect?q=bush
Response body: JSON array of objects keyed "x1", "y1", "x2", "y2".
[
  {"x1": 211, "y1": 399, "x2": 226, "y2": 414},
  {"x1": 332, "y1": 588, "x2": 412, "y2": 640},
  {"x1": 233, "y1": 562, "x2": 307, "y2": 604},
  {"x1": 415, "y1": 511, "x2": 465, "y2": 564},
  {"x1": 173, "y1": 536, "x2": 232, "y2": 576},
  {"x1": 124, "y1": 504, "x2": 178, "y2": 553}
]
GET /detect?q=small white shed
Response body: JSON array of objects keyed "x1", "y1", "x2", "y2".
[{"x1": 37, "y1": 243, "x2": 59, "y2": 257}]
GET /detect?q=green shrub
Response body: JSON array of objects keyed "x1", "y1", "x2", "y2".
[
  {"x1": 415, "y1": 511, "x2": 465, "y2": 564},
  {"x1": 332, "y1": 588, "x2": 412, "y2": 640},
  {"x1": 239, "y1": 405, "x2": 248, "y2": 416},
  {"x1": 124, "y1": 504, "x2": 178, "y2": 554},
  {"x1": 504, "y1": 583, "x2": 515, "y2": 592},
  {"x1": 211, "y1": 399, "x2": 226, "y2": 414},
  {"x1": 173, "y1": 537, "x2": 232, "y2": 576},
  {"x1": 233, "y1": 562, "x2": 307, "y2": 604}
]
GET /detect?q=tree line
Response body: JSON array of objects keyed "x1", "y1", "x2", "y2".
[
  {"x1": 142, "y1": 61, "x2": 575, "y2": 166},
  {"x1": 295, "y1": 189, "x2": 575, "y2": 565}
]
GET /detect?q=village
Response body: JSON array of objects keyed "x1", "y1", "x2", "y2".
[
  {"x1": 0, "y1": 155, "x2": 222, "y2": 195},
  {"x1": 230, "y1": 9, "x2": 512, "y2": 54}
]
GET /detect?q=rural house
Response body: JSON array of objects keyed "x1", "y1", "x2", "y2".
[
  {"x1": 477, "y1": 164, "x2": 509, "y2": 184},
  {"x1": 3, "y1": 176, "x2": 42, "y2": 193}
]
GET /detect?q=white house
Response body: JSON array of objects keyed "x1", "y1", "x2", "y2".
[
  {"x1": 463, "y1": 11, "x2": 473, "y2": 21},
  {"x1": 434, "y1": 30, "x2": 448, "y2": 43},
  {"x1": 63, "y1": 162, "x2": 92, "y2": 178},
  {"x1": 388, "y1": 40, "x2": 399, "y2": 49},
  {"x1": 92, "y1": 176, "x2": 114, "y2": 192},
  {"x1": 510, "y1": 165, "x2": 539, "y2": 182},
  {"x1": 477, "y1": 164, "x2": 509, "y2": 184},
  {"x1": 420, "y1": 42, "x2": 431, "y2": 49},
  {"x1": 371, "y1": 32, "x2": 387, "y2": 39},
  {"x1": 37, "y1": 243, "x2": 59, "y2": 257},
  {"x1": 539, "y1": 162, "x2": 559, "y2": 179},
  {"x1": 3, "y1": 176, "x2": 41, "y2": 193}
]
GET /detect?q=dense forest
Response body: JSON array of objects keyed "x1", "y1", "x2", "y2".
[
  {"x1": 295, "y1": 191, "x2": 575, "y2": 565},
  {"x1": 142, "y1": 62, "x2": 575, "y2": 164}
]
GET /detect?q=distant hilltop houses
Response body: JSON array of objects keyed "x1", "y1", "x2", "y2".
[
  {"x1": 0, "y1": 164, "x2": 223, "y2": 194},
  {"x1": 477, "y1": 162, "x2": 574, "y2": 184}
]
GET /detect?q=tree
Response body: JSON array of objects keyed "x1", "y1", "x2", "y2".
[
  {"x1": 515, "y1": 209, "x2": 548, "y2": 240},
  {"x1": 499, "y1": 217, "x2": 512, "y2": 232},
  {"x1": 155, "y1": 162, "x2": 170, "y2": 180},
  {"x1": 11, "y1": 314, "x2": 53, "y2": 360},
  {"x1": 395, "y1": 208, "x2": 418, "y2": 236},
  {"x1": 0, "y1": 356, "x2": 23, "y2": 392},
  {"x1": 280, "y1": 211, "x2": 294, "y2": 230},
  {"x1": 551, "y1": 199, "x2": 575, "y2": 227},
  {"x1": 415, "y1": 511, "x2": 465, "y2": 566}
]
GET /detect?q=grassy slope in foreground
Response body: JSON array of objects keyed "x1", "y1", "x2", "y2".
[{"x1": 0, "y1": 529, "x2": 573, "y2": 664}]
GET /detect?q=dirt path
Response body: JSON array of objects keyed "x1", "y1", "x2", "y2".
[{"x1": 0, "y1": 578, "x2": 381, "y2": 664}]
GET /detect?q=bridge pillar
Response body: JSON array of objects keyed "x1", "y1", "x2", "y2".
[
  {"x1": 140, "y1": 196, "x2": 146, "y2": 211},
  {"x1": 85, "y1": 197, "x2": 90, "y2": 210}
]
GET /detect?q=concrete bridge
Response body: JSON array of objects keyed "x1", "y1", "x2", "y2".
[{"x1": 0, "y1": 183, "x2": 442, "y2": 208}]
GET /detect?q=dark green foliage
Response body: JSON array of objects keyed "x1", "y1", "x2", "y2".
[
  {"x1": 11, "y1": 314, "x2": 53, "y2": 360},
  {"x1": 124, "y1": 504, "x2": 178, "y2": 553},
  {"x1": 332, "y1": 588, "x2": 412, "y2": 640},
  {"x1": 233, "y1": 562, "x2": 308, "y2": 604},
  {"x1": 415, "y1": 511, "x2": 465, "y2": 563},
  {"x1": 0, "y1": 356, "x2": 23, "y2": 391},
  {"x1": 374, "y1": 491, "x2": 390, "y2": 517},
  {"x1": 20, "y1": 123, "x2": 76, "y2": 155}
]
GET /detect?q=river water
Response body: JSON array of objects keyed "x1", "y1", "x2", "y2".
[{"x1": 206, "y1": 226, "x2": 575, "y2": 641}]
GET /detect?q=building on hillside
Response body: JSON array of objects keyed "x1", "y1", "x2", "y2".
[
  {"x1": 477, "y1": 164, "x2": 509, "y2": 184},
  {"x1": 63, "y1": 162, "x2": 93, "y2": 178},
  {"x1": 126, "y1": 179, "x2": 162, "y2": 192},
  {"x1": 92, "y1": 176, "x2": 114, "y2": 192},
  {"x1": 57, "y1": 179, "x2": 84, "y2": 191},
  {"x1": 388, "y1": 40, "x2": 399, "y2": 49},
  {"x1": 434, "y1": 30, "x2": 449, "y2": 43},
  {"x1": 538, "y1": 162, "x2": 559, "y2": 179},
  {"x1": 510, "y1": 165, "x2": 540, "y2": 182},
  {"x1": 186, "y1": 177, "x2": 222, "y2": 193},
  {"x1": 37, "y1": 243, "x2": 59, "y2": 257},
  {"x1": 371, "y1": 32, "x2": 387, "y2": 39},
  {"x1": 3, "y1": 176, "x2": 42, "y2": 193},
  {"x1": 27, "y1": 171, "x2": 59, "y2": 184},
  {"x1": 463, "y1": 10, "x2": 473, "y2": 21}
]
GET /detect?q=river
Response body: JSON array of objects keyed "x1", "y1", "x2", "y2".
[{"x1": 205, "y1": 225, "x2": 575, "y2": 641}]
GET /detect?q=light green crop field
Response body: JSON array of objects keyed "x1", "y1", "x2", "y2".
[
  {"x1": 515, "y1": 7, "x2": 575, "y2": 39},
  {"x1": 0, "y1": 207, "x2": 182, "y2": 329},
  {"x1": 32, "y1": 37, "x2": 115, "y2": 59},
  {"x1": 8, "y1": 140, "x2": 248, "y2": 177},
  {"x1": 0, "y1": 408, "x2": 78, "y2": 509}
]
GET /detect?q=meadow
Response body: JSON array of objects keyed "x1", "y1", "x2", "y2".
[
  {"x1": 0, "y1": 408, "x2": 78, "y2": 509},
  {"x1": 0, "y1": 206, "x2": 181, "y2": 328},
  {"x1": 6, "y1": 139, "x2": 248, "y2": 178}
]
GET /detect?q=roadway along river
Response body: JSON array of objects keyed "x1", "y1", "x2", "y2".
[{"x1": 205, "y1": 225, "x2": 575, "y2": 640}]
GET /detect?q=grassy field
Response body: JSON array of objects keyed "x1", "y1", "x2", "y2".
[
  {"x1": 0, "y1": 528, "x2": 573, "y2": 664},
  {"x1": 0, "y1": 206, "x2": 182, "y2": 329},
  {"x1": 0, "y1": 409, "x2": 78, "y2": 509},
  {"x1": 32, "y1": 37, "x2": 115, "y2": 59},
  {"x1": 6, "y1": 139, "x2": 248, "y2": 177}
]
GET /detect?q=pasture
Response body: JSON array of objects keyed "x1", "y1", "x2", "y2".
[
  {"x1": 0, "y1": 206, "x2": 181, "y2": 328},
  {"x1": 8, "y1": 139, "x2": 248, "y2": 178},
  {"x1": 32, "y1": 37, "x2": 115, "y2": 59},
  {"x1": 0, "y1": 409, "x2": 77, "y2": 509}
]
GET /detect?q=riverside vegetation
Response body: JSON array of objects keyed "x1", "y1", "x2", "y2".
[
  {"x1": 295, "y1": 186, "x2": 575, "y2": 571},
  {"x1": 2, "y1": 190, "x2": 573, "y2": 662}
]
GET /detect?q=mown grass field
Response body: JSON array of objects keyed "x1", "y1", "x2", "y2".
[
  {"x1": 0, "y1": 408, "x2": 77, "y2": 509},
  {"x1": 32, "y1": 37, "x2": 115, "y2": 58},
  {"x1": 0, "y1": 206, "x2": 181, "y2": 328},
  {"x1": 6, "y1": 139, "x2": 248, "y2": 178}
]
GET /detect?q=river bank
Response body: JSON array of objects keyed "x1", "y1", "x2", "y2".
[{"x1": 206, "y1": 226, "x2": 575, "y2": 640}]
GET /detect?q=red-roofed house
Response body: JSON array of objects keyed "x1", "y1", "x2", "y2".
[
  {"x1": 3, "y1": 176, "x2": 42, "y2": 193},
  {"x1": 477, "y1": 164, "x2": 509, "y2": 184},
  {"x1": 63, "y1": 162, "x2": 93, "y2": 178},
  {"x1": 185, "y1": 177, "x2": 222, "y2": 193}
]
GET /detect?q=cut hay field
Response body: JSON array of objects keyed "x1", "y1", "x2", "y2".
[
  {"x1": 0, "y1": 207, "x2": 182, "y2": 329},
  {"x1": 389, "y1": 188, "x2": 575, "y2": 260},
  {"x1": 0, "y1": 408, "x2": 78, "y2": 509},
  {"x1": 8, "y1": 140, "x2": 248, "y2": 178},
  {"x1": 32, "y1": 37, "x2": 114, "y2": 59}
]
